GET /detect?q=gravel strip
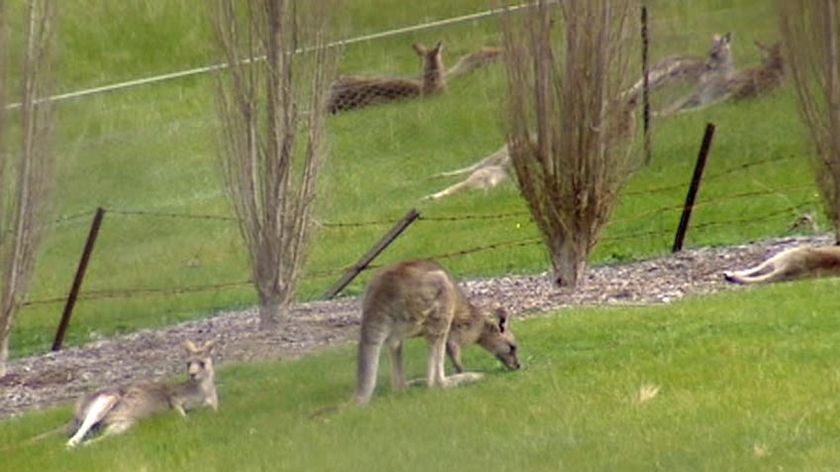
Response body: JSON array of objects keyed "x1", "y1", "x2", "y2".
[{"x1": 0, "y1": 235, "x2": 831, "y2": 420}]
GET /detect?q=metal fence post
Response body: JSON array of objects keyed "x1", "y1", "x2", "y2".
[
  {"x1": 672, "y1": 124, "x2": 716, "y2": 253},
  {"x1": 52, "y1": 207, "x2": 106, "y2": 351}
]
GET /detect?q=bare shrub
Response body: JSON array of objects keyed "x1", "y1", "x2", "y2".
[
  {"x1": 502, "y1": 0, "x2": 639, "y2": 287},
  {"x1": 779, "y1": 0, "x2": 840, "y2": 242},
  {"x1": 0, "y1": 0, "x2": 57, "y2": 376},
  {"x1": 211, "y1": 0, "x2": 336, "y2": 330}
]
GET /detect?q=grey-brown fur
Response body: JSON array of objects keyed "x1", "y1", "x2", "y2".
[
  {"x1": 66, "y1": 340, "x2": 217, "y2": 448},
  {"x1": 328, "y1": 42, "x2": 445, "y2": 113},
  {"x1": 724, "y1": 245, "x2": 840, "y2": 284},
  {"x1": 625, "y1": 32, "x2": 733, "y2": 104},
  {"x1": 355, "y1": 259, "x2": 519, "y2": 405}
]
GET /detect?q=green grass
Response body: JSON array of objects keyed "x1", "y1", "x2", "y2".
[
  {"x1": 4, "y1": 0, "x2": 824, "y2": 359},
  {"x1": 4, "y1": 280, "x2": 840, "y2": 470}
]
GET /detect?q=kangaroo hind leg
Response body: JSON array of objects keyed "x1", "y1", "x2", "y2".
[{"x1": 67, "y1": 393, "x2": 120, "y2": 448}]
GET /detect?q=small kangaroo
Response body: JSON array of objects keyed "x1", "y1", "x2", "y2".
[
  {"x1": 723, "y1": 245, "x2": 840, "y2": 284},
  {"x1": 625, "y1": 32, "x2": 733, "y2": 104},
  {"x1": 66, "y1": 340, "x2": 218, "y2": 448},
  {"x1": 445, "y1": 46, "x2": 503, "y2": 81},
  {"x1": 355, "y1": 259, "x2": 520, "y2": 405},
  {"x1": 328, "y1": 42, "x2": 446, "y2": 113},
  {"x1": 424, "y1": 143, "x2": 511, "y2": 200}
]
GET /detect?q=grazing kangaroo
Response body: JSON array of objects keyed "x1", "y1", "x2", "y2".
[
  {"x1": 445, "y1": 47, "x2": 503, "y2": 80},
  {"x1": 723, "y1": 245, "x2": 840, "y2": 284},
  {"x1": 66, "y1": 340, "x2": 218, "y2": 448},
  {"x1": 328, "y1": 42, "x2": 446, "y2": 113},
  {"x1": 355, "y1": 259, "x2": 520, "y2": 405},
  {"x1": 625, "y1": 32, "x2": 734, "y2": 104},
  {"x1": 424, "y1": 143, "x2": 511, "y2": 200}
]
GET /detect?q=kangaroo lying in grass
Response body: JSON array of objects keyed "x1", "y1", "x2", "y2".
[
  {"x1": 660, "y1": 39, "x2": 784, "y2": 115},
  {"x1": 66, "y1": 340, "x2": 218, "y2": 448},
  {"x1": 355, "y1": 259, "x2": 520, "y2": 405},
  {"x1": 723, "y1": 245, "x2": 840, "y2": 284},
  {"x1": 328, "y1": 42, "x2": 446, "y2": 113},
  {"x1": 424, "y1": 143, "x2": 511, "y2": 200},
  {"x1": 625, "y1": 32, "x2": 734, "y2": 105}
]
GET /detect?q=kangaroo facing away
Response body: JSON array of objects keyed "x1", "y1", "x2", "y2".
[
  {"x1": 723, "y1": 245, "x2": 840, "y2": 284},
  {"x1": 355, "y1": 259, "x2": 520, "y2": 405},
  {"x1": 328, "y1": 42, "x2": 446, "y2": 114},
  {"x1": 66, "y1": 340, "x2": 218, "y2": 448},
  {"x1": 728, "y1": 41, "x2": 784, "y2": 101}
]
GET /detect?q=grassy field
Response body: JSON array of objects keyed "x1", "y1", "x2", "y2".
[
  {"x1": 3, "y1": 0, "x2": 818, "y2": 358},
  {"x1": 3, "y1": 280, "x2": 840, "y2": 470}
]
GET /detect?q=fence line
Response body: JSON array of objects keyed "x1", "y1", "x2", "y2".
[
  {"x1": 20, "y1": 196, "x2": 820, "y2": 308},
  {"x1": 6, "y1": 2, "x2": 541, "y2": 110}
]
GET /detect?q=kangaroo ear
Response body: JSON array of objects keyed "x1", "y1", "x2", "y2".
[
  {"x1": 201, "y1": 339, "x2": 217, "y2": 354},
  {"x1": 495, "y1": 308, "x2": 511, "y2": 333},
  {"x1": 723, "y1": 32, "x2": 732, "y2": 43},
  {"x1": 184, "y1": 340, "x2": 199, "y2": 354},
  {"x1": 412, "y1": 43, "x2": 427, "y2": 56},
  {"x1": 433, "y1": 41, "x2": 443, "y2": 53}
]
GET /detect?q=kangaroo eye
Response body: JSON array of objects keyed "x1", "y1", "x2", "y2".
[{"x1": 509, "y1": 345, "x2": 517, "y2": 354}]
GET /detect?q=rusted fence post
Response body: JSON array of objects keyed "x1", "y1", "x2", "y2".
[
  {"x1": 323, "y1": 208, "x2": 421, "y2": 299},
  {"x1": 52, "y1": 207, "x2": 106, "y2": 351},
  {"x1": 672, "y1": 124, "x2": 716, "y2": 253}
]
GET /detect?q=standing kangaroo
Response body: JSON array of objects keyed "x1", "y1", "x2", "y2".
[
  {"x1": 328, "y1": 42, "x2": 446, "y2": 113},
  {"x1": 723, "y1": 245, "x2": 840, "y2": 284},
  {"x1": 66, "y1": 340, "x2": 218, "y2": 448},
  {"x1": 355, "y1": 259, "x2": 520, "y2": 405}
]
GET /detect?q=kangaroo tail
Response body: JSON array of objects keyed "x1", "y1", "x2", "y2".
[{"x1": 355, "y1": 340, "x2": 383, "y2": 405}]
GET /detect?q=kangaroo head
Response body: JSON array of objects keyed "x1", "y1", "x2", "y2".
[
  {"x1": 183, "y1": 339, "x2": 216, "y2": 383},
  {"x1": 413, "y1": 41, "x2": 445, "y2": 90},
  {"x1": 477, "y1": 308, "x2": 520, "y2": 370},
  {"x1": 755, "y1": 40, "x2": 783, "y2": 68},
  {"x1": 707, "y1": 32, "x2": 733, "y2": 70}
]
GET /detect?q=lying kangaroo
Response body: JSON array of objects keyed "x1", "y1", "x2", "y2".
[
  {"x1": 66, "y1": 340, "x2": 218, "y2": 448},
  {"x1": 445, "y1": 46, "x2": 503, "y2": 81},
  {"x1": 723, "y1": 245, "x2": 840, "y2": 284},
  {"x1": 328, "y1": 42, "x2": 446, "y2": 113},
  {"x1": 727, "y1": 41, "x2": 784, "y2": 101},
  {"x1": 355, "y1": 259, "x2": 520, "y2": 405},
  {"x1": 661, "y1": 39, "x2": 784, "y2": 115},
  {"x1": 424, "y1": 143, "x2": 511, "y2": 200},
  {"x1": 625, "y1": 32, "x2": 733, "y2": 104}
]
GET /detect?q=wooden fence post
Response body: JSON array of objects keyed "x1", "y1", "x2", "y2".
[
  {"x1": 323, "y1": 208, "x2": 421, "y2": 299},
  {"x1": 672, "y1": 124, "x2": 716, "y2": 253},
  {"x1": 52, "y1": 207, "x2": 106, "y2": 351},
  {"x1": 641, "y1": 4, "x2": 652, "y2": 165}
]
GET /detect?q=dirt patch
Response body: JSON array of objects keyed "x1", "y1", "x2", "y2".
[{"x1": 0, "y1": 235, "x2": 831, "y2": 420}]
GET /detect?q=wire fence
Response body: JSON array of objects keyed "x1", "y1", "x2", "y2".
[{"x1": 23, "y1": 152, "x2": 821, "y2": 309}]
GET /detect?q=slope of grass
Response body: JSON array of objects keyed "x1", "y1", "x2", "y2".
[
  {"x1": 4, "y1": 0, "x2": 821, "y2": 359},
  {"x1": 3, "y1": 280, "x2": 840, "y2": 470}
]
